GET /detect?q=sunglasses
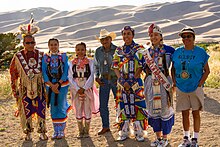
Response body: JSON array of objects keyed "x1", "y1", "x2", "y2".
[
  {"x1": 181, "y1": 35, "x2": 192, "y2": 39},
  {"x1": 25, "y1": 41, "x2": 35, "y2": 44}
]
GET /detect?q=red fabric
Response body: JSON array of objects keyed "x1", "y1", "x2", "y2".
[
  {"x1": 28, "y1": 24, "x2": 31, "y2": 32},
  {"x1": 148, "y1": 24, "x2": 154, "y2": 34},
  {"x1": 9, "y1": 56, "x2": 19, "y2": 98}
]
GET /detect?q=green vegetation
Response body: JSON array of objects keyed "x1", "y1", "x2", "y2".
[
  {"x1": 205, "y1": 44, "x2": 220, "y2": 88},
  {"x1": 0, "y1": 33, "x2": 23, "y2": 69},
  {"x1": 0, "y1": 70, "x2": 12, "y2": 99}
]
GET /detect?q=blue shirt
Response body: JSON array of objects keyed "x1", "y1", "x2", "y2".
[
  {"x1": 94, "y1": 43, "x2": 117, "y2": 78},
  {"x1": 172, "y1": 45, "x2": 209, "y2": 93}
]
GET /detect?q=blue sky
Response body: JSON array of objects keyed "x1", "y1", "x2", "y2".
[{"x1": 0, "y1": 0, "x2": 202, "y2": 12}]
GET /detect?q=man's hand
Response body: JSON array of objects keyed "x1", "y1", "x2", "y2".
[{"x1": 95, "y1": 78, "x2": 105, "y2": 86}]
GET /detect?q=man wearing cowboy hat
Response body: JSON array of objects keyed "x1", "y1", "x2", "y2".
[{"x1": 94, "y1": 29, "x2": 118, "y2": 135}]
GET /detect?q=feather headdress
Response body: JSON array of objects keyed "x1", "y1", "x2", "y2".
[{"x1": 19, "y1": 13, "x2": 39, "y2": 38}]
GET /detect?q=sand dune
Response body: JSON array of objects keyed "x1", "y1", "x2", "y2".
[{"x1": 0, "y1": 0, "x2": 220, "y2": 50}]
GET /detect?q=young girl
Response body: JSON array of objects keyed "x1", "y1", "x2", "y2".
[
  {"x1": 42, "y1": 38, "x2": 71, "y2": 139},
  {"x1": 68, "y1": 42, "x2": 99, "y2": 138},
  {"x1": 143, "y1": 24, "x2": 175, "y2": 146}
]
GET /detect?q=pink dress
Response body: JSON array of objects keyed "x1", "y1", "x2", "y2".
[{"x1": 68, "y1": 57, "x2": 99, "y2": 121}]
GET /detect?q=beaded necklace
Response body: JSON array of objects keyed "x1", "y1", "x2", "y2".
[{"x1": 72, "y1": 57, "x2": 89, "y2": 69}]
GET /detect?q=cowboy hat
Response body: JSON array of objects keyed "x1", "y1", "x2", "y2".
[
  {"x1": 96, "y1": 29, "x2": 116, "y2": 41},
  {"x1": 179, "y1": 27, "x2": 195, "y2": 36}
]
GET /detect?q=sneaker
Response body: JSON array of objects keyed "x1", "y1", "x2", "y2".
[
  {"x1": 158, "y1": 139, "x2": 169, "y2": 147},
  {"x1": 178, "y1": 136, "x2": 191, "y2": 147},
  {"x1": 51, "y1": 132, "x2": 58, "y2": 140},
  {"x1": 39, "y1": 133, "x2": 48, "y2": 140},
  {"x1": 25, "y1": 132, "x2": 32, "y2": 141},
  {"x1": 117, "y1": 135, "x2": 127, "y2": 141},
  {"x1": 136, "y1": 135, "x2": 144, "y2": 142},
  {"x1": 191, "y1": 138, "x2": 198, "y2": 147},
  {"x1": 151, "y1": 138, "x2": 161, "y2": 147}
]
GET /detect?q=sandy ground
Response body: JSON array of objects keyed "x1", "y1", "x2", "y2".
[{"x1": 0, "y1": 87, "x2": 219, "y2": 147}]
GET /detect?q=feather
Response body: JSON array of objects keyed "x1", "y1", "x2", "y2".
[{"x1": 18, "y1": 13, "x2": 39, "y2": 37}]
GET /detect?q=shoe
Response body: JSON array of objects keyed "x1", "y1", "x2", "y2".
[
  {"x1": 51, "y1": 132, "x2": 58, "y2": 140},
  {"x1": 83, "y1": 122, "x2": 90, "y2": 138},
  {"x1": 136, "y1": 135, "x2": 145, "y2": 142},
  {"x1": 190, "y1": 138, "x2": 198, "y2": 147},
  {"x1": 117, "y1": 135, "x2": 127, "y2": 141},
  {"x1": 25, "y1": 132, "x2": 32, "y2": 141},
  {"x1": 77, "y1": 133, "x2": 84, "y2": 138},
  {"x1": 77, "y1": 121, "x2": 84, "y2": 138},
  {"x1": 158, "y1": 139, "x2": 169, "y2": 147},
  {"x1": 178, "y1": 136, "x2": 191, "y2": 147},
  {"x1": 39, "y1": 133, "x2": 48, "y2": 140},
  {"x1": 57, "y1": 131, "x2": 65, "y2": 139},
  {"x1": 98, "y1": 128, "x2": 110, "y2": 135},
  {"x1": 151, "y1": 138, "x2": 161, "y2": 147}
]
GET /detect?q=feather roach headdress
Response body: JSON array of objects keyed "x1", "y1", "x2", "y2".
[{"x1": 19, "y1": 13, "x2": 39, "y2": 38}]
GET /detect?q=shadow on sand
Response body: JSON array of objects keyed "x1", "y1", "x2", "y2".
[
  {"x1": 204, "y1": 95, "x2": 220, "y2": 115},
  {"x1": 54, "y1": 138, "x2": 69, "y2": 147},
  {"x1": 80, "y1": 136, "x2": 95, "y2": 147}
]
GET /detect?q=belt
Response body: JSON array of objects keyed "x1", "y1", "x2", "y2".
[{"x1": 101, "y1": 74, "x2": 117, "y2": 80}]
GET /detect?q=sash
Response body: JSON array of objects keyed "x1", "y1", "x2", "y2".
[
  {"x1": 141, "y1": 48, "x2": 172, "y2": 114},
  {"x1": 140, "y1": 49, "x2": 171, "y2": 91}
]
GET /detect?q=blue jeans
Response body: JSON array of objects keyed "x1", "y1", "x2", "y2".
[{"x1": 99, "y1": 78, "x2": 117, "y2": 128}]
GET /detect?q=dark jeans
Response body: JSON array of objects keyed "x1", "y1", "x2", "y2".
[{"x1": 99, "y1": 78, "x2": 117, "y2": 128}]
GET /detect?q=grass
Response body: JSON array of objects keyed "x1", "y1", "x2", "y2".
[
  {"x1": 205, "y1": 44, "x2": 220, "y2": 88},
  {"x1": 0, "y1": 70, "x2": 12, "y2": 99}
]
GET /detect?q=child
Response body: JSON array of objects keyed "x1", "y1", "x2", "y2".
[
  {"x1": 42, "y1": 38, "x2": 71, "y2": 139},
  {"x1": 143, "y1": 24, "x2": 175, "y2": 146},
  {"x1": 68, "y1": 42, "x2": 99, "y2": 138}
]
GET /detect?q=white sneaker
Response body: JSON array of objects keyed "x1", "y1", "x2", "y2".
[
  {"x1": 190, "y1": 138, "x2": 198, "y2": 147},
  {"x1": 136, "y1": 135, "x2": 144, "y2": 142},
  {"x1": 178, "y1": 136, "x2": 191, "y2": 147},
  {"x1": 117, "y1": 135, "x2": 127, "y2": 141},
  {"x1": 151, "y1": 139, "x2": 160, "y2": 147},
  {"x1": 158, "y1": 139, "x2": 169, "y2": 147}
]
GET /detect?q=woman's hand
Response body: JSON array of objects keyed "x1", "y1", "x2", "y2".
[
  {"x1": 51, "y1": 84, "x2": 59, "y2": 94},
  {"x1": 124, "y1": 82, "x2": 130, "y2": 91},
  {"x1": 77, "y1": 87, "x2": 85, "y2": 95}
]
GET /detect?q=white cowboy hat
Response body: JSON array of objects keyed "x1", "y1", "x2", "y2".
[
  {"x1": 179, "y1": 27, "x2": 195, "y2": 36},
  {"x1": 95, "y1": 29, "x2": 116, "y2": 41}
]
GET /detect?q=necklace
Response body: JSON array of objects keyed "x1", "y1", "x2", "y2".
[
  {"x1": 180, "y1": 48, "x2": 194, "y2": 79},
  {"x1": 72, "y1": 57, "x2": 89, "y2": 69}
]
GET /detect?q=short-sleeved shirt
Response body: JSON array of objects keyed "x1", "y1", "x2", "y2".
[{"x1": 172, "y1": 45, "x2": 209, "y2": 93}]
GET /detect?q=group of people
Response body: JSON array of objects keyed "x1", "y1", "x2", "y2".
[{"x1": 9, "y1": 20, "x2": 210, "y2": 147}]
